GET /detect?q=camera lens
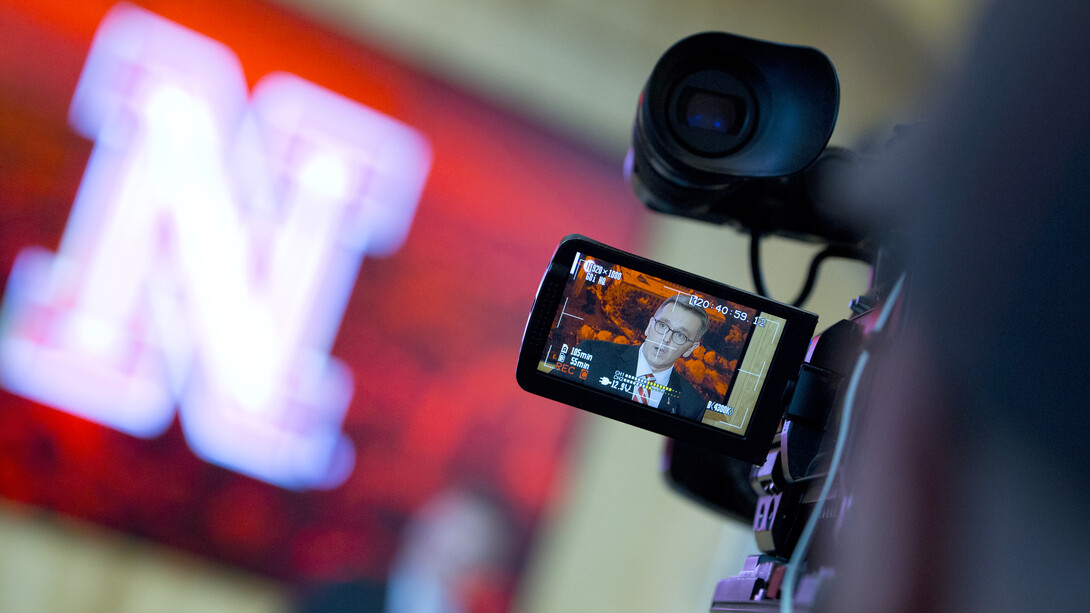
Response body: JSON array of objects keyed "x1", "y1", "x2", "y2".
[
  {"x1": 628, "y1": 31, "x2": 839, "y2": 224},
  {"x1": 666, "y1": 69, "x2": 756, "y2": 157},
  {"x1": 679, "y1": 88, "x2": 745, "y2": 134}
]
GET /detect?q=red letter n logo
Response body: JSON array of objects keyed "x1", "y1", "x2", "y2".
[{"x1": 0, "y1": 5, "x2": 432, "y2": 489}]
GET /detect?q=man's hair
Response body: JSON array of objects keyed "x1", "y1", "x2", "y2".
[{"x1": 654, "y1": 295, "x2": 710, "y2": 341}]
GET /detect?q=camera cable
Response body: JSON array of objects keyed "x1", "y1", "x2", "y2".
[{"x1": 749, "y1": 231, "x2": 872, "y2": 307}]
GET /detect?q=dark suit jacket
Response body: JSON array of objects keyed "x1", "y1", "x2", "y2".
[{"x1": 567, "y1": 340, "x2": 706, "y2": 422}]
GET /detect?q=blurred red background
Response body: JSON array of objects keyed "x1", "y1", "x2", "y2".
[{"x1": 0, "y1": 0, "x2": 644, "y2": 603}]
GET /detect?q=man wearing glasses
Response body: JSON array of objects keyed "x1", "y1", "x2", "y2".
[{"x1": 567, "y1": 295, "x2": 709, "y2": 421}]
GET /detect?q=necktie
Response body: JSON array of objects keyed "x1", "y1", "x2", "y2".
[{"x1": 632, "y1": 373, "x2": 655, "y2": 404}]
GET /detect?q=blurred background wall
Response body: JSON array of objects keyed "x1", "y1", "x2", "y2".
[{"x1": 0, "y1": 1, "x2": 982, "y2": 612}]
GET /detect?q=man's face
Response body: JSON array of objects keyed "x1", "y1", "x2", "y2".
[{"x1": 640, "y1": 303, "x2": 702, "y2": 372}]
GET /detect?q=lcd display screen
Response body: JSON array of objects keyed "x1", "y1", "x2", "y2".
[
  {"x1": 518, "y1": 236, "x2": 817, "y2": 462},
  {"x1": 540, "y1": 251, "x2": 789, "y2": 435}
]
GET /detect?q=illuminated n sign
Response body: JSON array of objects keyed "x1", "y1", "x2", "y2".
[{"x1": 0, "y1": 4, "x2": 431, "y2": 489}]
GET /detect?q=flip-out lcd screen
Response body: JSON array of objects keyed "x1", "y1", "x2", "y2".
[{"x1": 517, "y1": 236, "x2": 816, "y2": 462}]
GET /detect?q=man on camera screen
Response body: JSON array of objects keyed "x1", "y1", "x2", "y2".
[{"x1": 562, "y1": 295, "x2": 709, "y2": 421}]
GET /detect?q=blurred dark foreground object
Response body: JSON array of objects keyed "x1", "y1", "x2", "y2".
[{"x1": 827, "y1": 1, "x2": 1090, "y2": 611}]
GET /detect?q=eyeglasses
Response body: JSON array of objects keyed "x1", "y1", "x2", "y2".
[{"x1": 650, "y1": 316, "x2": 695, "y2": 345}]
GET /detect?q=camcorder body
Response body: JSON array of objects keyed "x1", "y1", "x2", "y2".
[{"x1": 518, "y1": 31, "x2": 907, "y2": 611}]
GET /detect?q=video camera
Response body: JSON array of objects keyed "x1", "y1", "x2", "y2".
[{"x1": 518, "y1": 31, "x2": 907, "y2": 612}]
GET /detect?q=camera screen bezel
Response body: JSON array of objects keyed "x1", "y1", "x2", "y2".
[{"x1": 516, "y1": 235, "x2": 817, "y2": 463}]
